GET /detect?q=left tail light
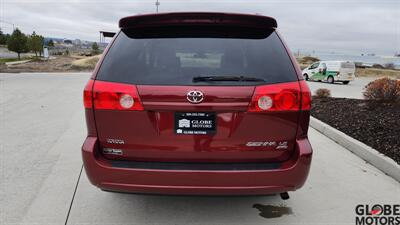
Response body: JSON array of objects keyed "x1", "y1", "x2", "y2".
[
  {"x1": 83, "y1": 80, "x2": 144, "y2": 111},
  {"x1": 83, "y1": 79, "x2": 94, "y2": 109},
  {"x1": 90, "y1": 81, "x2": 144, "y2": 111},
  {"x1": 83, "y1": 79, "x2": 97, "y2": 136}
]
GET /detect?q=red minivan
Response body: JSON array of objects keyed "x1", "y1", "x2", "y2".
[{"x1": 82, "y1": 12, "x2": 312, "y2": 198}]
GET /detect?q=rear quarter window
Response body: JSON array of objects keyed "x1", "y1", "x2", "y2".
[{"x1": 96, "y1": 29, "x2": 297, "y2": 86}]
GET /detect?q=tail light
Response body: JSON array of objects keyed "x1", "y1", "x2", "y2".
[
  {"x1": 83, "y1": 79, "x2": 94, "y2": 109},
  {"x1": 248, "y1": 81, "x2": 311, "y2": 112},
  {"x1": 299, "y1": 80, "x2": 311, "y2": 110},
  {"x1": 83, "y1": 79, "x2": 97, "y2": 136},
  {"x1": 84, "y1": 80, "x2": 144, "y2": 111}
]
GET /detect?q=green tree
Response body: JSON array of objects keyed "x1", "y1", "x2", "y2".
[
  {"x1": 28, "y1": 31, "x2": 44, "y2": 57},
  {"x1": 0, "y1": 29, "x2": 10, "y2": 45},
  {"x1": 47, "y1": 39, "x2": 54, "y2": 47},
  {"x1": 7, "y1": 28, "x2": 29, "y2": 60},
  {"x1": 91, "y1": 42, "x2": 100, "y2": 55}
]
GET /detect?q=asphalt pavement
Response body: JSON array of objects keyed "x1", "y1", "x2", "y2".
[
  {"x1": 307, "y1": 77, "x2": 376, "y2": 99},
  {"x1": 1, "y1": 73, "x2": 399, "y2": 225}
]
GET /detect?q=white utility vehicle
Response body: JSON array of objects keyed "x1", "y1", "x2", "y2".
[{"x1": 302, "y1": 61, "x2": 355, "y2": 84}]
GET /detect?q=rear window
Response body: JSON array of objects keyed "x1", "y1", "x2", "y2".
[{"x1": 96, "y1": 28, "x2": 297, "y2": 86}]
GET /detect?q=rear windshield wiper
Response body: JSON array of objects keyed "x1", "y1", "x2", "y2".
[{"x1": 192, "y1": 75, "x2": 265, "y2": 82}]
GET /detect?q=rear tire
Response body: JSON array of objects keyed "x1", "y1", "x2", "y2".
[
  {"x1": 304, "y1": 74, "x2": 309, "y2": 81},
  {"x1": 327, "y1": 76, "x2": 334, "y2": 84},
  {"x1": 342, "y1": 81, "x2": 350, "y2": 85}
]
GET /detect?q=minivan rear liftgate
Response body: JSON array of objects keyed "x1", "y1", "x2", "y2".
[
  {"x1": 89, "y1": 30, "x2": 310, "y2": 162},
  {"x1": 89, "y1": 80, "x2": 309, "y2": 163},
  {"x1": 82, "y1": 12, "x2": 313, "y2": 196}
]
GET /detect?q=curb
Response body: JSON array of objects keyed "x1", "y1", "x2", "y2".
[
  {"x1": 310, "y1": 116, "x2": 400, "y2": 182},
  {"x1": 5, "y1": 59, "x2": 32, "y2": 66}
]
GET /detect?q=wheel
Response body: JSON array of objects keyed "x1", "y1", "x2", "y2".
[
  {"x1": 327, "y1": 76, "x2": 334, "y2": 84},
  {"x1": 304, "y1": 74, "x2": 309, "y2": 81},
  {"x1": 342, "y1": 81, "x2": 350, "y2": 85}
]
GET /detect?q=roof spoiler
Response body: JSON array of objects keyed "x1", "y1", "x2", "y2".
[{"x1": 119, "y1": 12, "x2": 277, "y2": 30}]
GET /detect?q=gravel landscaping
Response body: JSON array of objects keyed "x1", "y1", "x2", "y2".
[{"x1": 311, "y1": 97, "x2": 400, "y2": 164}]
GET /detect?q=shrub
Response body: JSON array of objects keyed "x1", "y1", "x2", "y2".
[
  {"x1": 384, "y1": 63, "x2": 395, "y2": 70},
  {"x1": 363, "y1": 77, "x2": 400, "y2": 103},
  {"x1": 314, "y1": 88, "x2": 331, "y2": 98},
  {"x1": 372, "y1": 64, "x2": 384, "y2": 69},
  {"x1": 91, "y1": 42, "x2": 100, "y2": 55},
  {"x1": 302, "y1": 56, "x2": 319, "y2": 63},
  {"x1": 30, "y1": 56, "x2": 42, "y2": 62},
  {"x1": 297, "y1": 56, "x2": 319, "y2": 65}
]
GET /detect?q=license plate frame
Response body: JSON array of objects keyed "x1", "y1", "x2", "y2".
[{"x1": 174, "y1": 112, "x2": 216, "y2": 135}]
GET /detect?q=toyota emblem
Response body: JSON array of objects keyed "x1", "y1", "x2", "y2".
[{"x1": 186, "y1": 90, "x2": 204, "y2": 104}]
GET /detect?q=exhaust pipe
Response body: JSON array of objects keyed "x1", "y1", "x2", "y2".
[{"x1": 280, "y1": 192, "x2": 290, "y2": 200}]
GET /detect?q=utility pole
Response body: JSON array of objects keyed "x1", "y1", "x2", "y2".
[{"x1": 155, "y1": 0, "x2": 160, "y2": 13}]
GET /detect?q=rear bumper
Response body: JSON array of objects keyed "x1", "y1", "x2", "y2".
[{"x1": 82, "y1": 137, "x2": 312, "y2": 195}]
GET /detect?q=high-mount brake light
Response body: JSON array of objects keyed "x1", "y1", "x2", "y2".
[
  {"x1": 248, "y1": 81, "x2": 311, "y2": 112},
  {"x1": 119, "y1": 12, "x2": 278, "y2": 29},
  {"x1": 92, "y1": 81, "x2": 144, "y2": 111}
]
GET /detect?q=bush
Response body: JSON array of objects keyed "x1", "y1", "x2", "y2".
[
  {"x1": 91, "y1": 42, "x2": 100, "y2": 55},
  {"x1": 297, "y1": 56, "x2": 319, "y2": 65},
  {"x1": 30, "y1": 56, "x2": 42, "y2": 62},
  {"x1": 314, "y1": 88, "x2": 331, "y2": 98},
  {"x1": 363, "y1": 77, "x2": 400, "y2": 103},
  {"x1": 384, "y1": 63, "x2": 395, "y2": 70},
  {"x1": 372, "y1": 64, "x2": 384, "y2": 69},
  {"x1": 302, "y1": 56, "x2": 319, "y2": 63}
]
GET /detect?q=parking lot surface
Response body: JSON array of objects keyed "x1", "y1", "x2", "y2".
[
  {"x1": 1, "y1": 73, "x2": 399, "y2": 225},
  {"x1": 307, "y1": 77, "x2": 376, "y2": 99}
]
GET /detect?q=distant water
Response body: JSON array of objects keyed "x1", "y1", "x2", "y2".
[{"x1": 311, "y1": 53, "x2": 400, "y2": 69}]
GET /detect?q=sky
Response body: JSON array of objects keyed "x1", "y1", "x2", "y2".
[{"x1": 0, "y1": 0, "x2": 399, "y2": 56}]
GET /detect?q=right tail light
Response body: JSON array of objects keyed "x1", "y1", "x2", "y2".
[{"x1": 248, "y1": 81, "x2": 311, "y2": 112}]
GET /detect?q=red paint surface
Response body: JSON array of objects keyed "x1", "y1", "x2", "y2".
[{"x1": 82, "y1": 12, "x2": 313, "y2": 195}]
